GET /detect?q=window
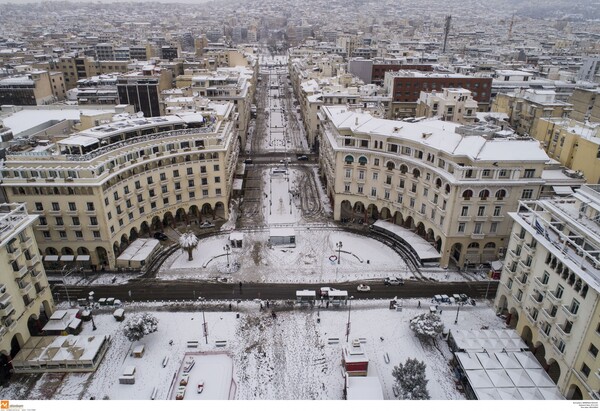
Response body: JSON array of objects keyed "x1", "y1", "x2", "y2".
[
  {"x1": 358, "y1": 170, "x2": 365, "y2": 180},
  {"x1": 126, "y1": 199, "x2": 132, "y2": 208},
  {"x1": 372, "y1": 172, "x2": 378, "y2": 181},
  {"x1": 147, "y1": 176, "x2": 153, "y2": 184},
  {"x1": 113, "y1": 192, "x2": 119, "y2": 201},
  {"x1": 589, "y1": 344, "x2": 599, "y2": 358},
  {"x1": 411, "y1": 183, "x2": 417, "y2": 193},
  {"x1": 490, "y1": 222, "x2": 498, "y2": 233},
  {"x1": 93, "y1": 231, "x2": 100, "y2": 238},
  {"x1": 202, "y1": 189, "x2": 209, "y2": 196},
  {"x1": 499, "y1": 169, "x2": 508, "y2": 178},
  {"x1": 524, "y1": 169, "x2": 535, "y2": 178},
  {"x1": 42, "y1": 231, "x2": 50, "y2": 238},
  {"x1": 371, "y1": 188, "x2": 377, "y2": 197},
  {"x1": 189, "y1": 192, "x2": 195, "y2": 198},
  {"x1": 52, "y1": 202, "x2": 60, "y2": 211},
  {"x1": 423, "y1": 188, "x2": 428, "y2": 197},
  {"x1": 420, "y1": 204, "x2": 426, "y2": 214},
  {"x1": 542, "y1": 271, "x2": 550, "y2": 284},
  {"x1": 187, "y1": 167, "x2": 193, "y2": 175},
  {"x1": 201, "y1": 178, "x2": 208, "y2": 185},
  {"x1": 344, "y1": 184, "x2": 350, "y2": 193},
  {"x1": 56, "y1": 217, "x2": 64, "y2": 226},
  {"x1": 482, "y1": 169, "x2": 491, "y2": 177},
  {"x1": 110, "y1": 226, "x2": 115, "y2": 234},
  {"x1": 461, "y1": 206, "x2": 469, "y2": 217},
  {"x1": 345, "y1": 169, "x2": 352, "y2": 178},
  {"x1": 75, "y1": 231, "x2": 83, "y2": 238},
  {"x1": 139, "y1": 206, "x2": 145, "y2": 214},
  {"x1": 521, "y1": 189, "x2": 534, "y2": 199},
  {"x1": 385, "y1": 175, "x2": 392, "y2": 185},
  {"x1": 68, "y1": 202, "x2": 76, "y2": 211},
  {"x1": 409, "y1": 198, "x2": 415, "y2": 208},
  {"x1": 493, "y1": 206, "x2": 501, "y2": 217},
  {"x1": 188, "y1": 180, "x2": 195, "y2": 187},
  {"x1": 176, "y1": 194, "x2": 182, "y2": 202},
  {"x1": 151, "y1": 201, "x2": 157, "y2": 209},
  {"x1": 581, "y1": 363, "x2": 591, "y2": 378},
  {"x1": 200, "y1": 166, "x2": 207, "y2": 173},
  {"x1": 116, "y1": 205, "x2": 122, "y2": 214},
  {"x1": 124, "y1": 186, "x2": 130, "y2": 195},
  {"x1": 474, "y1": 222, "x2": 482, "y2": 234},
  {"x1": 458, "y1": 223, "x2": 465, "y2": 233},
  {"x1": 478, "y1": 206, "x2": 485, "y2": 217},
  {"x1": 173, "y1": 170, "x2": 180, "y2": 178},
  {"x1": 569, "y1": 299, "x2": 580, "y2": 315},
  {"x1": 161, "y1": 185, "x2": 168, "y2": 194},
  {"x1": 59, "y1": 231, "x2": 67, "y2": 238},
  {"x1": 163, "y1": 198, "x2": 169, "y2": 205},
  {"x1": 384, "y1": 190, "x2": 390, "y2": 200},
  {"x1": 35, "y1": 202, "x2": 43, "y2": 211},
  {"x1": 135, "y1": 181, "x2": 141, "y2": 189},
  {"x1": 160, "y1": 172, "x2": 166, "y2": 181},
  {"x1": 149, "y1": 189, "x2": 156, "y2": 197},
  {"x1": 213, "y1": 165, "x2": 220, "y2": 172},
  {"x1": 215, "y1": 177, "x2": 221, "y2": 183},
  {"x1": 137, "y1": 194, "x2": 143, "y2": 202},
  {"x1": 374, "y1": 159, "x2": 380, "y2": 166},
  {"x1": 397, "y1": 194, "x2": 403, "y2": 203},
  {"x1": 216, "y1": 188, "x2": 222, "y2": 195},
  {"x1": 90, "y1": 217, "x2": 98, "y2": 225},
  {"x1": 39, "y1": 216, "x2": 47, "y2": 225}
]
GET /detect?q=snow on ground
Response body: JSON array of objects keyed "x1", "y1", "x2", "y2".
[
  {"x1": 1, "y1": 299, "x2": 506, "y2": 400},
  {"x1": 161, "y1": 229, "x2": 408, "y2": 283},
  {"x1": 267, "y1": 171, "x2": 296, "y2": 224}
]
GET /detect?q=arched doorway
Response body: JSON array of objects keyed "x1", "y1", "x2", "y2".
[
  {"x1": 380, "y1": 207, "x2": 391, "y2": 221},
  {"x1": 189, "y1": 205, "x2": 200, "y2": 224},
  {"x1": 96, "y1": 247, "x2": 108, "y2": 267},
  {"x1": 140, "y1": 221, "x2": 150, "y2": 236},
  {"x1": 215, "y1": 202, "x2": 225, "y2": 219},
  {"x1": 435, "y1": 236, "x2": 442, "y2": 252},
  {"x1": 392, "y1": 211, "x2": 403, "y2": 226},
  {"x1": 508, "y1": 307, "x2": 519, "y2": 329},
  {"x1": 521, "y1": 326, "x2": 534, "y2": 350},
  {"x1": 113, "y1": 242, "x2": 120, "y2": 258},
  {"x1": 366, "y1": 204, "x2": 378, "y2": 221},
  {"x1": 353, "y1": 201, "x2": 365, "y2": 215},
  {"x1": 175, "y1": 208, "x2": 188, "y2": 225},
  {"x1": 163, "y1": 212, "x2": 175, "y2": 229},
  {"x1": 120, "y1": 234, "x2": 129, "y2": 252},
  {"x1": 404, "y1": 216, "x2": 414, "y2": 230},
  {"x1": 496, "y1": 294, "x2": 508, "y2": 316},
  {"x1": 566, "y1": 384, "x2": 583, "y2": 400},
  {"x1": 130, "y1": 227, "x2": 139, "y2": 242},
  {"x1": 340, "y1": 200, "x2": 353, "y2": 222},
  {"x1": 27, "y1": 313, "x2": 42, "y2": 337},
  {"x1": 45, "y1": 247, "x2": 58, "y2": 255},
  {"x1": 425, "y1": 228, "x2": 434, "y2": 242},
  {"x1": 547, "y1": 359, "x2": 561, "y2": 385},
  {"x1": 61, "y1": 247, "x2": 74, "y2": 256},
  {"x1": 77, "y1": 247, "x2": 90, "y2": 256},
  {"x1": 151, "y1": 216, "x2": 162, "y2": 231},
  {"x1": 450, "y1": 243, "x2": 463, "y2": 264},
  {"x1": 201, "y1": 203, "x2": 213, "y2": 218}
]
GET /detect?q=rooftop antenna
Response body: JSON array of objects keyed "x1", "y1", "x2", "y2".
[{"x1": 442, "y1": 15, "x2": 451, "y2": 54}]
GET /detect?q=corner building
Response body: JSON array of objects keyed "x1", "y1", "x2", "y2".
[
  {"x1": 494, "y1": 186, "x2": 600, "y2": 400},
  {"x1": 1, "y1": 103, "x2": 239, "y2": 269},
  {"x1": 318, "y1": 106, "x2": 549, "y2": 268}
]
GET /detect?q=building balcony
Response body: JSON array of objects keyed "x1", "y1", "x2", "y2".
[
  {"x1": 534, "y1": 277, "x2": 549, "y2": 290},
  {"x1": 523, "y1": 242, "x2": 536, "y2": 255},
  {"x1": 525, "y1": 310, "x2": 537, "y2": 324},
  {"x1": 515, "y1": 275, "x2": 527, "y2": 286},
  {"x1": 0, "y1": 326, "x2": 7, "y2": 340},
  {"x1": 474, "y1": 215, "x2": 488, "y2": 222},
  {"x1": 547, "y1": 291, "x2": 562, "y2": 304},
  {"x1": 529, "y1": 293, "x2": 544, "y2": 306},
  {"x1": 26, "y1": 254, "x2": 40, "y2": 267},
  {"x1": 505, "y1": 264, "x2": 517, "y2": 276},
  {"x1": 8, "y1": 248, "x2": 22, "y2": 261},
  {"x1": 65, "y1": 209, "x2": 78, "y2": 216},
  {"x1": 84, "y1": 209, "x2": 96, "y2": 216},
  {"x1": 18, "y1": 282, "x2": 33, "y2": 296},
  {"x1": 69, "y1": 224, "x2": 81, "y2": 229},
  {"x1": 13, "y1": 264, "x2": 27, "y2": 279},
  {"x1": 48, "y1": 210, "x2": 62, "y2": 216},
  {"x1": 512, "y1": 232, "x2": 525, "y2": 244},
  {"x1": 135, "y1": 186, "x2": 145, "y2": 194},
  {"x1": 31, "y1": 269, "x2": 43, "y2": 281},
  {"x1": 507, "y1": 249, "x2": 521, "y2": 260},
  {"x1": 511, "y1": 294, "x2": 523, "y2": 307},
  {"x1": 0, "y1": 303, "x2": 14, "y2": 318},
  {"x1": 562, "y1": 305, "x2": 579, "y2": 321},
  {"x1": 555, "y1": 323, "x2": 572, "y2": 339},
  {"x1": 457, "y1": 215, "x2": 471, "y2": 222},
  {"x1": 500, "y1": 281, "x2": 512, "y2": 292},
  {"x1": 518, "y1": 261, "x2": 531, "y2": 273},
  {"x1": 21, "y1": 237, "x2": 34, "y2": 249},
  {"x1": 541, "y1": 307, "x2": 557, "y2": 321}
]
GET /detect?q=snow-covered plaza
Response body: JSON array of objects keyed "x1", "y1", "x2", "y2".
[{"x1": 2, "y1": 298, "x2": 507, "y2": 400}]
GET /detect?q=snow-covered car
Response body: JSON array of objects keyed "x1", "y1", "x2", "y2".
[
  {"x1": 384, "y1": 277, "x2": 404, "y2": 286},
  {"x1": 199, "y1": 221, "x2": 215, "y2": 229},
  {"x1": 356, "y1": 284, "x2": 371, "y2": 292}
]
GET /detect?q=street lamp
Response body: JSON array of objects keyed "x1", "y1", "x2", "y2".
[
  {"x1": 60, "y1": 265, "x2": 75, "y2": 307},
  {"x1": 198, "y1": 297, "x2": 208, "y2": 344},
  {"x1": 346, "y1": 296, "x2": 354, "y2": 342},
  {"x1": 223, "y1": 244, "x2": 231, "y2": 267},
  {"x1": 336, "y1": 241, "x2": 343, "y2": 265},
  {"x1": 88, "y1": 291, "x2": 97, "y2": 331},
  {"x1": 454, "y1": 303, "x2": 460, "y2": 325}
]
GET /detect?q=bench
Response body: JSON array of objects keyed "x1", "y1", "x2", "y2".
[
  {"x1": 215, "y1": 340, "x2": 227, "y2": 347},
  {"x1": 187, "y1": 340, "x2": 199, "y2": 348},
  {"x1": 327, "y1": 338, "x2": 339, "y2": 344}
]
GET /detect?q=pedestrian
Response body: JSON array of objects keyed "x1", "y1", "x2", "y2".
[
  {"x1": 326, "y1": 301, "x2": 329, "y2": 308},
  {"x1": 260, "y1": 302, "x2": 264, "y2": 311},
  {"x1": 418, "y1": 301, "x2": 421, "y2": 308},
  {"x1": 239, "y1": 281, "x2": 242, "y2": 289},
  {"x1": 440, "y1": 309, "x2": 443, "y2": 314},
  {"x1": 266, "y1": 300, "x2": 270, "y2": 308},
  {"x1": 229, "y1": 303, "x2": 232, "y2": 311}
]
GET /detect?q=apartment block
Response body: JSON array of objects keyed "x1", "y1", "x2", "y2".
[
  {"x1": 416, "y1": 88, "x2": 479, "y2": 123},
  {"x1": 532, "y1": 118, "x2": 600, "y2": 185},
  {"x1": 494, "y1": 185, "x2": 600, "y2": 400},
  {"x1": 569, "y1": 88, "x2": 600, "y2": 123},
  {"x1": 0, "y1": 203, "x2": 54, "y2": 382},
  {"x1": 0, "y1": 71, "x2": 58, "y2": 106},
  {"x1": 491, "y1": 88, "x2": 572, "y2": 137},
  {"x1": 0, "y1": 104, "x2": 239, "y2": 270},
  {"x1": 383, "y1": 71, "x2": 492, "y2": 119},
  {"x1": 318, "y1": 106, "x2": 549, "y2": 268}
]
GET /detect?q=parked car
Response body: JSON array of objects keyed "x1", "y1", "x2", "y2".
[
  {"x1": 243, "y1": 158, "x2": 253, "y2": 164},
  {"x1": 153, "y1": 232, "x2": 168, "y2": 241},
  {"x1": 199, "y1": 221, "x2": 215, "y2": 229},
  {"x1": 384, "y1": 277, "x2": 404, "y2": 286},
  {"x1": 197, "y1": 381, "x2": 205, "y2": 394},
  {"x1": 297, "y1": 155, "x2": 309, "y2": 161},
  {"x1": 357, "y1": 284, "x2": 371, "y2": 292}
]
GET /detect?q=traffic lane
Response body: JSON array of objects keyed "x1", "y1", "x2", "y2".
[{"x1": 52, "y1": 280, "x2": 498, "y2": 303}]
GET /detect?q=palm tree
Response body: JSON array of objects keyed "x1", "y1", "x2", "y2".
[{"x1": 179, "y1": 231, "x2": 199, "y2": 261}]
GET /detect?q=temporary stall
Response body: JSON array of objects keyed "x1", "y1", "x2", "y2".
[
  {"x1": 269, "y1": 228, "x2": 296, "y2": 247},
  {"x1": 116, "y1": 238, "x2": 161, "y2": 269}
]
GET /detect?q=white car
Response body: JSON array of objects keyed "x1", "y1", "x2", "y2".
[
  {"x1": 356, "y1": 284, "x2": 371, "y2": 292},
  {"x1": 199, "y1": 221, "x2": 215, "y2": 229}
]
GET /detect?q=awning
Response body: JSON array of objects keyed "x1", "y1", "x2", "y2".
[
  {"x1": 76, "y1": 255, "x2": 91, "y2": 261},
  {"x1": 552, "y1": 185, "x2": 574, "y2": 196},
  {"x1": 44, "y1": 255, "x2": 59, "y2": 262},
  {"x1": 59, "y1": 255, "x2": 75, "y2": 262}
]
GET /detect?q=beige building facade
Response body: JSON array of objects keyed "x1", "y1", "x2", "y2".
[
  {"x1": 318, "y1": 106, "x2": 549, "y2": 268},
  {"x1": 416, "y1": 88, "x2": 479, "y2": 124},
  {"x1": 494, "y1": 185, "x2": 600, "y2": 400},
  {"x1": 0, "y1": 104, "x2": 239, "y2": 270},
  {"x1": 532, "y1": 117, "x2": 600, "y2": 185},
  {"x1": 0, "y1": 203, "x2": 54, "y2": 379}
]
